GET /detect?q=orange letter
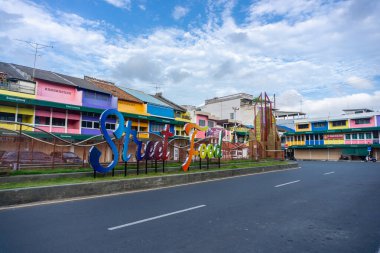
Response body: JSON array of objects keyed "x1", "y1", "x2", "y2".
[{"x1": 182, "y1": 123, "x2": 208, "y2": 171}]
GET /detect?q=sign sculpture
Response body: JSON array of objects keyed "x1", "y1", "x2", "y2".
[
  {"x1": 89, "y1": 109, "x2": 223, "y2": 174},
  {"x1": 181, "y1": 123, "x2": 223, "y2": 171}
]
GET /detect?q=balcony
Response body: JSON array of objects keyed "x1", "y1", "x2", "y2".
[{"x1": 0, "y1": 80, "x2": 36, "y2": 95}]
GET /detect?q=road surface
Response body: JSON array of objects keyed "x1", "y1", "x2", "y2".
[{"x1": 0, "y1": 161, "x2": 379, "y2": 253}]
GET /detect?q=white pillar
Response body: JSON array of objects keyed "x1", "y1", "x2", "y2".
[
  {"x1": 49, "y1": 108, "x2": 53, "y2": 132},
  {"x1": 65, "y1": 110, "x2": 68, "y2": 133}
]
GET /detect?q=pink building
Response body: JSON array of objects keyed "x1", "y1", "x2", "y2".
[
  {"x1": 349, "y1": 116, "x2": 375, "y2": 128},
  {"x1": 36, "y1": 79, "x2": 82, "y2": 106}
]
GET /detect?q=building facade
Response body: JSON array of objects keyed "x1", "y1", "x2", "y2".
[{"x1": 284, "y1": 109, "x2": 380, "y2": 160}]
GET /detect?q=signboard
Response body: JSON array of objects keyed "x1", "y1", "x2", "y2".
[
  {"x1": 324, "y1": 134, "x2": 344, "y2": 140},
  {"x1": 89, "y1": 109, "x2": 224, "y2": 174}
]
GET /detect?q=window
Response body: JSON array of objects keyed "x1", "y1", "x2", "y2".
[
  {"x1": 94, "y1": 122, "x2": 99, "y2": 129},
  {"x1": 365, "y1": 133, "x2": 372, "y2": 139},
  {"x1": 208, "y1": 121, "x2": 214, "y2": 128},
  {"x1": 298, "y1": 124, "x2": 309, "y2": 129},
  {"x1": 0, "y1": 112, "x2": 15, "y2": 121},
  {"x1": 105, "y1": 123, "x2": 115, "y2": 130},
  {"x1": 150, "y1": 123, "x2": 165, "y2": 132},
  {"x1": 332, "y1": 120, "x2": 346, "y2": 127},
  {"x1": 81, "y1": 121, "x2": 93, "y2": 128},
  {"x1": 313, "y1": 122, "x2": 326, "y2": 128},
  {"x1": 352, "y1": 133, "x2": 358, "y2": 139},
  {"x1": 52, "y1": 118, "x2": 65, "y2": 126},
  {"x1": 345, "y1": 134, "x2": 351, "y2": 140},
  {"x1": 359, "y1": 133, "x2": 365, "y2": 139},
  {"x1": 35, "y1": 116, "x2": 50, "y2": 125},
  {"x1": 199, "y1": 119, "x2": 206, "y2": 126},
  {"x1": 374, "y1": 131, "x2": 379, "y2": 138},
  {"x1": 354, "y1": 118, "x2": 370, "y2": 124},
  {"x1": 84, "y1": 91, "x2": 96, "y2": 99},
  {"x1": 84, "y1": 91, "x2": 109, "y2": 101}
]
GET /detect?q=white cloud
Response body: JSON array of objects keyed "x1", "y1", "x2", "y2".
[
  {"x1": 346, "y1": 76, "x2": 374, "y2": 90},
  {"x1": 277, "y1": 91, "x2": 380, "y2": 117},
  {"x1": 104, "y1": 0, "x2": 131, "y2": 10},
  {"x1": 138, "y1": 4, "x2": 146, "y2": 11},
  {"x1": 0, "y1": 0, "x2": 379, "y2": 117},
  {"x1": 172, "y1": 6, "x2": 189, "y2": 20}
]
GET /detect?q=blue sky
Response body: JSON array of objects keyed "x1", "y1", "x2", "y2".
[{"x1": 0, "y1": 0, "x2": 380, "y2": 116}]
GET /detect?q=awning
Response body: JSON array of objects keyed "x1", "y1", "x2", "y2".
[{"x1": 342, "y1": 147, "x2": 369, "y2": 156}]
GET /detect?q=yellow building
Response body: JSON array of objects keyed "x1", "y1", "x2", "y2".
[{"x1": 0, "y1": 72, "x2": 37, "y2": 132}]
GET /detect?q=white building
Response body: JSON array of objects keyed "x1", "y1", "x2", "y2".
[{"x1": 200, "y1": 93, "x2": 256, "y2": 127}]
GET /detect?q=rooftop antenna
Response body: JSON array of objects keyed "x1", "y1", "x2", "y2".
[
  {"x1": 151, "y1": 83, "x2": 162, "y2": 94},
  {"x1": 16, "y1": 39, "x2": 53, "y2": 78},
  {"x1": 300, "y1": 98, "x2": 303, "y2": 112}
]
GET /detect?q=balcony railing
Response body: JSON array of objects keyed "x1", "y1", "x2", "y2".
[{"x1": 0, "y1": 81, "x2": 35, "y2": 95}]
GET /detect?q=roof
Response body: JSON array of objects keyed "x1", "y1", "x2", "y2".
[
  {"x1": 294, "y1": 111, "x2": 379, "y2": 124},
  {"x1": 205, "y1": 93, "x2": 253, "y2": 105},
  {"x1": 84, "y1": 76, "x2": 142, "y2": 103},
  {"x1": 121, "y1": 87, "x2": 170, "y2": 107},
  {"x1": 0, "y1": 62, "x2": 31, "y2": 81},
  {"x1": 57, "y1": 73, "x2": 110, "y2": 94},
  {"x1": 154, "y1": 93, "x2": 186, "y2": 112},
  {"x1": 274, "y1": 111, "x2": 306, "y2": 118},
  {"x1": 7, "y1": 62, "x2": 110, "y2": 95}
]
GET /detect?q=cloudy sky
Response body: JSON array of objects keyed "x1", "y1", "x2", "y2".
[{"x1": 1, "y1": 0, "x2": 379, "y2": 117}]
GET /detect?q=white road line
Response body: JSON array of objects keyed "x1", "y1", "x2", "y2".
[
  {"x1": 274, "y1": 180, "x2": 300, "y2": 188},
  {"x1": 323, "y1": 171, "x2": 335, "y2": 175},
  {"x1": 108, "y1": 205, "x2": 206, "y2": 231},
  {"x1": 0, "y1": 167, "x2": 299, "y2": 211}
]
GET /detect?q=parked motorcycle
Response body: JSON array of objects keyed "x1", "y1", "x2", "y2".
[{"x1": 365, "y1": 156, "x2": 377, "y2": 162}]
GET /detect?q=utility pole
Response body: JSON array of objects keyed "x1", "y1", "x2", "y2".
[
  {"x1": 232, "y1": 107, "x2": 239, "y2": 143},
  {"x1": 16, "y1": 40, "x2": 53, "y2": 78}
]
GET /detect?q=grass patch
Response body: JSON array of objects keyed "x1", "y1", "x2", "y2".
[
  {"x1": 7, "y1": 158, "x2": 273, "y2": 176},
  {"x1": 0, "y1": 160, "x2": 288, "y2": 190}
]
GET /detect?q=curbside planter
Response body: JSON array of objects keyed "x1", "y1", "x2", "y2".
[{"x1": 0, "y1": 163, "x2": 298, "y2": 207}]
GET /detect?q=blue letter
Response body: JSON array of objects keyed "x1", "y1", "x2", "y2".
[{"x1": 89, "y1": 109, "x2": 125, "y2": 173}]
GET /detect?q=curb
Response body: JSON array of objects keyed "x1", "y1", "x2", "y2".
[{"x1": 0, "y1": 163, "x2": 298, "y2": 207}]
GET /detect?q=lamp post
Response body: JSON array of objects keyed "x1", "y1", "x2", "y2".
[{"x1": 232, "y1": 107, "x2": 239, "y2": 143}]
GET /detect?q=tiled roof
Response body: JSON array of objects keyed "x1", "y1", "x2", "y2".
[
  {"x1": 122, "y1": 87, "x2": 170, "y2": 107},
  {"x1": 0, "y1": 62, "x2": 31, "y2": 81},
  {"x1": 6, "y1": 62, "x2": 110, "y2": 94},
  {"x1": 153, "y1": 93, "x2": 186, "y2": 112},
  {"x1": 84, "y1": 76, "x2": 142, "y2": 103}
]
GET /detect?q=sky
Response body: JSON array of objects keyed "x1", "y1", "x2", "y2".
[{"x1": 0, "y1": 0, "x2": 379, "y2": 117}]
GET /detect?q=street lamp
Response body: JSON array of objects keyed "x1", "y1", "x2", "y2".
[{"x1": 232, "y1": 107, "x2": 239, "y2": 143}]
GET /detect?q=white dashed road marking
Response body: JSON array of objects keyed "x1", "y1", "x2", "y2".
[
  {"x1": 274, "y1": 180, "x2": 301, "y2": 188},
  {"x1": 108, "y1": 205, "x2": 206, "y2": 231}
]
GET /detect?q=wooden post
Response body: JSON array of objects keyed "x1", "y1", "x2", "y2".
[
  {"x1": 52, "y1": 137, "x2": 56, "y2": 169},
  {"x1": 31, "y1": 138, "x2": 34, "y2": 163},
  {"x1": 16, "y1": 124, "x2": 22, "y2": 171}
]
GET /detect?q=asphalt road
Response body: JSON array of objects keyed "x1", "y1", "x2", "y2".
[{"x1": 1, "y1": 161, "x2": 380, "y2": 253}]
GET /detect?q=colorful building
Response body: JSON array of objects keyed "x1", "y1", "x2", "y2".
[
  {"x1": 284, "y1": 109, "x2": 380, "y2": 160},
  {"x1": 122, "y1": 88, "x2": 181, "y2": 136},
  {"x1": 0, "y1": 61, "x2": 201, "y2": 165},
  {"x1": 154, "y1": 92, "x2": 191, "y2": 136},
  {"x1": 84, "y1": 76, "x2": 150, "y2": 138}
]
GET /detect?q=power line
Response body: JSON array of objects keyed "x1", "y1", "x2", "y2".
[{"x1": 15, "y1": 39, "x2": 53, "y2": 78}]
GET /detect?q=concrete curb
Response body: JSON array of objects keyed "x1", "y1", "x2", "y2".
[{"x1": 0, "y1": 163, "x2": 298, "y2": 207}]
